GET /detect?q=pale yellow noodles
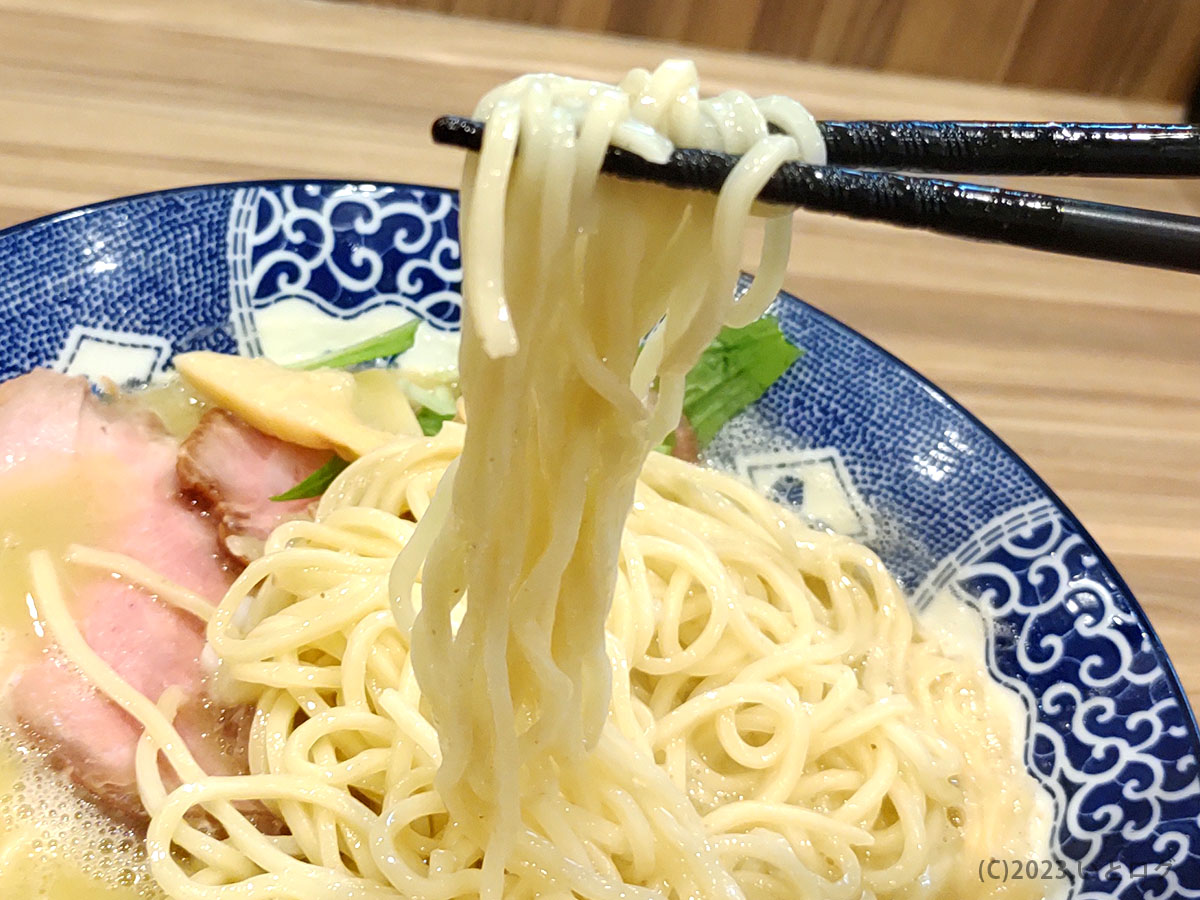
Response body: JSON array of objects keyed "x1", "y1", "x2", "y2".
[
  {"x1": 66, "y1": 544, "x2": 215, "y2": 623},
  {"x1": 30, "y1": 60, "x2": 1048, "y2": 899},
  {"x1": 403, "y1": 65, "x2": 816, "y2": 890},
  {"x1": 36, "y1": 431, "x2": 1044, "y2": 899}
]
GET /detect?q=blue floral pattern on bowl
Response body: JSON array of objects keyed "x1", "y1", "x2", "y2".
[
  {"x1": 0, "y1": 180, "x2": 1196, "y2": 898},
  {"x1": 227, "y1": 183, "x2": 460, "y2": 358}
]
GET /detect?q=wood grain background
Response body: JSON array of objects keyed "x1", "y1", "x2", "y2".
[{"x1": 352, "y1": 0, "x2": 1200, "y2": 104}]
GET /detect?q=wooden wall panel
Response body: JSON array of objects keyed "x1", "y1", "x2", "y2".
[
  {"x1": 882, "y1": 0, "x2": 1034, "y2": 82},
  {"x1": 1007, "y1": 0, "x2": 1163, "y2": 95},
  {"x1": 345, "y1": 0, "x2": 1200, "y2": 103},
  {"x1": 809, "y1": 1, "x2": 905, "y2": 67}
]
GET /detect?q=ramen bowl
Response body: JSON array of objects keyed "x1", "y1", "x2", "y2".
[{"x1": 0, "y1": 180, "x2": 1196, "y2": 899}]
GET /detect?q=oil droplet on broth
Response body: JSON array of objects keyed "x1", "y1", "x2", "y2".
[{"x1": 0, "y1": 729, "x2": 163, "y2": 898}]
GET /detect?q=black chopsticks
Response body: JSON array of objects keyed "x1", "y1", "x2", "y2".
[
  {"x1": 432, "y1": 115, "x2": 1200, "y2": 274},
  {"x1": 818, "y1": 121, "x2": 1200, "y2": 177},
  {"x1": 435, "y1": 116, "x2": 1200, "y2": 179}
]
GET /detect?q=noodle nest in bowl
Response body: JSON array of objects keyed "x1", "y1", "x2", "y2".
[{"x1": 37, "y1": 429, "x2": 1040, "y2": 899}]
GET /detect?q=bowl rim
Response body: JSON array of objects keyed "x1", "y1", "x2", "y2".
[
  {"x1": 3, "y1": 178, "x2": 1196, "y2": 748},
  {"x1": 792, "y1": 291, "x2": 1200, "y2": 751}
]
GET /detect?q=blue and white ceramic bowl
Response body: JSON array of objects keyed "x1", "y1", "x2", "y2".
[{"x1": 1, "y1": 181, "x2": 1196, "y2": 898}]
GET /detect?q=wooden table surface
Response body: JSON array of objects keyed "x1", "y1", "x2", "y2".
[{"x1": 2, "y1": 0, "x2": 1197, "y2": 705}]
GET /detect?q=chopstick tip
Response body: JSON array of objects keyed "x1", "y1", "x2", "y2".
[{"x1": 432, "y1": 115, "x2": 482, "y2": 150}]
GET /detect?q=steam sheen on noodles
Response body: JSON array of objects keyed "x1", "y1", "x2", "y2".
[{"x1": 32, "y1": 61, "x2": 1046, "y2": 899}]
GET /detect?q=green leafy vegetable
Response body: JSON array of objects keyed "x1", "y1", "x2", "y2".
[
  {"x1": 290, "y1": 320, "x2": 420, "y2": 371},
  {"x1": 416, "y1": 407, "x2": 455, "y2": 436},
  {"x1": 677, "y1": 315, "x2": 801, "y2": 449},
  {"x1": 271, "y1": 455, "x2": 351, "y2": 502}
]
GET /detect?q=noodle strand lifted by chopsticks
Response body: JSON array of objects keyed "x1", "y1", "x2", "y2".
[{"x1": 399, "y1": 64, "x2": 819, "y2": 891}]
